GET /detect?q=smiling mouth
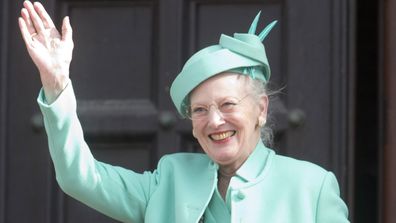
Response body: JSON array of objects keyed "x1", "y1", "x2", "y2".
[{"x1": 209, "y1": 131, "x2": 236, "y2": 141}]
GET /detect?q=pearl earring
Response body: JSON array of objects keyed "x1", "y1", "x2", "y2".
[{"x1": 258, "y1": 117, "x2": 265, "y2": 127}]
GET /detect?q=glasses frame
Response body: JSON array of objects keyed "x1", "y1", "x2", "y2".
[{"x1": 185, "y1": 94, "x2": 251, "y2": 120}]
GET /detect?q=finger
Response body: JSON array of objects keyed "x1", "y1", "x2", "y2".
[
  {"x1": 21, "y1": 8, "x2": 36, "y2": 34},
  {"x1": 61, "y1": 16, "x2": 73, "y2": 41},
  {"x1": 33, "y1": 2, "x2": 55, "y2": 29},
  {"x1": 23, "y1": 1, "x2": 45, "y2": 33},
  {"x1": 18, "y1": 17, "x2": 33, "y2": 47}
]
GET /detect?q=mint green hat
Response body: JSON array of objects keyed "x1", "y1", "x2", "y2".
[{"x1": 170, "y1": 12, "x2": 277, "y2": 117}]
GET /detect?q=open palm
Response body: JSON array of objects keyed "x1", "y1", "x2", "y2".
[{"x1": 19, "y1": 1, "x2": 73, "y2": 103}]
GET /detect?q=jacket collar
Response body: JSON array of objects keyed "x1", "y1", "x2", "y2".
[{"x1": 235, "y1": 140, "x2": 269, "y2": 182}]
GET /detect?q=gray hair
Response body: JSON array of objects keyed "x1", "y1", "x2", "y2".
[{"x1": 248, "y1": 78, "x2": 275, "y2": 148}]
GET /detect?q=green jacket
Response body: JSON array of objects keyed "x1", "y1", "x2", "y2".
[{"x1": 38, "y1": 82, "x2": 349, "y2": 223}]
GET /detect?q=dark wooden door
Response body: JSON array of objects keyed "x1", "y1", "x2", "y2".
[{"x1": 0, "y1": 0, "x2": 354, "y2": 222}]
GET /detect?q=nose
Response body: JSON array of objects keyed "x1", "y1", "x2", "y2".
[{"x1": 207, "y1": 107, "x2": 225, "y2": 128}]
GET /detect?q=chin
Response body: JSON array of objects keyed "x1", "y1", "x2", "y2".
[{"x1": 210, "y1": 149, "x2": 239, "y2": 164}]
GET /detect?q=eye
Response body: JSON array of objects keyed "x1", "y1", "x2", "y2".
[
  {"x1": 191, "y1": 106, "x2": 208, "y2": 115},
  {"x1": 220, "y1": 100, "x2": 237, "y2": 111}
]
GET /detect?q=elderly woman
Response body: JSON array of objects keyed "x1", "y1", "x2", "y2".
[{"x1": 19, "y1": 1, "x2": 349, "y2": 222}]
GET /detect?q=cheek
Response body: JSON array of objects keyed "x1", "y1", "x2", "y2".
[
  {"x1": 192, "y1": 121, "x2": 206, "y2": 137},
  {"x1": 234, "y1": 110, "x2": 258, "y2": 128},
  {"x1": 244, "y1": 104, "x2": 261, "y2": 124},
  {"x1": 241, "y1": 118, "x2": 256, "y2": 130}
]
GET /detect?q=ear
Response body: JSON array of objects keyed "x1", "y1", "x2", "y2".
[
  {"x1": 192, "y1": 128, "x2": 197, "y2": 138},
  {"x1": 258, "y1": 94, "x2": 269, "y2": 124}
]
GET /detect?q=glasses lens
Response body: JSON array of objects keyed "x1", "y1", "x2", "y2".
[
  {"x1": 188, "y1": 105, "x2": 208, "y2": 119},
  {"x1": 187, "y1": 94, "x2": 250, "y2": 120}
]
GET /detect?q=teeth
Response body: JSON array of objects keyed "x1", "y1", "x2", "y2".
[{"x1": 211, "y1": 131, "x2": 234, "y2": 140}]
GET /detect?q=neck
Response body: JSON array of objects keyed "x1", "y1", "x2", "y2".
[
  {"x1": 218, "y1": 164, "x2": 239, "y2": 177},
  {"x1": 217, "y1": 166, "x2": 236, "y2": 201}
]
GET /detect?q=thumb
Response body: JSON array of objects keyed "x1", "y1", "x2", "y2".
[{"x1": 61, "y1": 16, "x2": 73, "y2": 41}]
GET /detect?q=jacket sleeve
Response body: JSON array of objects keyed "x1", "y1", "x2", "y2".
[
  {"x1": 38, "y1": 80, "x2": 157, "y2": 223},
  {"x1": 315, "y1": 171, "x2": 349, "y2": 223}
]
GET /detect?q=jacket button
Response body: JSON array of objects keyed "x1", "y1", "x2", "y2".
[{"x1": 236, "y1": 190, "x2": 245, "y2": 200}]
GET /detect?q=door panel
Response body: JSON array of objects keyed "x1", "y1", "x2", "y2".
[{"x1": 68, "y1": 3, "x2": 156, "y2": 100}]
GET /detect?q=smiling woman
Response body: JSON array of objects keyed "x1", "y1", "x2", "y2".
[
  {"x1": 19, "y1": 1, "x2": 349, "y2": 222},
  {"x1": 188, "y1": 73, "x2": 266, "y2": 200}
]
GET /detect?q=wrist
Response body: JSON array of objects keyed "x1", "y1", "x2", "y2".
[{"x1": 42, "y1": 75, "x2": 69, "y2": 104}]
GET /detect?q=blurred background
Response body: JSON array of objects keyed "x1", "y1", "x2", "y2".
[{"x1": 0, "y1": 0, "x2": 395, "y2": 222}]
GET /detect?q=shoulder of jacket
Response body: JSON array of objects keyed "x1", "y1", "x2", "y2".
[
  {"x1": 273, "y1": 153, "x2": 327, "y2": 173},
  {"x1": 270, "y1": 153, "x2": 330, "y2": 187}
]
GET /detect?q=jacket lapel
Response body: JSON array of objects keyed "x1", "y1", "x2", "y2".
[{"x1": 180, "y1": 159, "x2": 218, "y2": 222}]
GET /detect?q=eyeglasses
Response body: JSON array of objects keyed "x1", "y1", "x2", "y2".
[{"x1": 186, "y1": 94, "x2": 251, "y2": 120}]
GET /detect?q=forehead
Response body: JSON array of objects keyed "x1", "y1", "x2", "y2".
[{"x1": 189, "y1": 72, "x2": 250, "y2": 103}]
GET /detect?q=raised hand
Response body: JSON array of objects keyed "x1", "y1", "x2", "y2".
[{"x1": 19, "y1": 1, "x2": 74, "y2": 104}]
